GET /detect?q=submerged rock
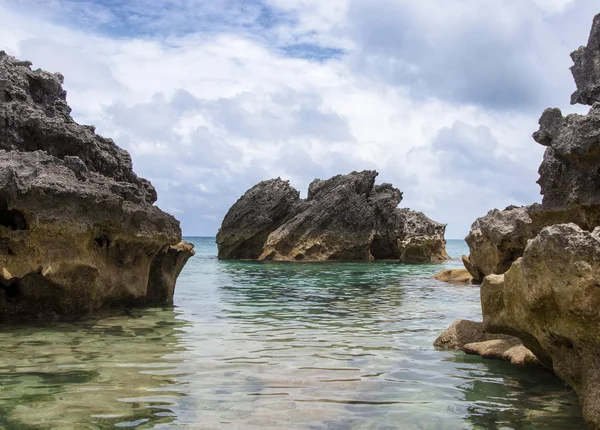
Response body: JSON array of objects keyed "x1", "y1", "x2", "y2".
[
  {"x1": 217, "y1": 171, "x2": 448, "y2": 263},
  {"x1": 433, "y1": 319, "x2": 541, "y2": 367},
  {"x1": 0, "y1": 51, "x2": 194, "y2": 320},
  {"x1": 433, "y1": 268, "x2": 473, "y2": 285}
]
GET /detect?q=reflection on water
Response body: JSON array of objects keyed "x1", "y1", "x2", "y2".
[
  {"x1": 0, "y1": 307, "x2": 188, "y2": 429},
  {"x1": 0, "y1": 239, "x2": 585, "y2": 429}
]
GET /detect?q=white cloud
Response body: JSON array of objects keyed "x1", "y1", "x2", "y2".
[{"x1": 0, "y1": 0, "x2": 596, "y2": 238}]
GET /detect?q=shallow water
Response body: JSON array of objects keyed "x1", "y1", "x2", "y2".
[{"x1": 0, "y1": 238, "x2": 584, "y2": 429}]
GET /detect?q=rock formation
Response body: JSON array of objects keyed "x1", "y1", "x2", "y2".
[
  {"x1": 434, "y1": 319, "x2": 542, "y2": 367},
  {"x1": 441, "y1": 14, "x2": 600, "y2": 429},
  {"x1": 217, "y1": 170, "x2": 448, "y2": 263},
  {"x1": 481, "y1": 224, "x2": 600, "y2": 424},
  {"x1": 0, "y1": 51, "x2": 194, "y2": 320},
  {"x1": 433, "y1": 267, "x2": 473, "y2": 285}
]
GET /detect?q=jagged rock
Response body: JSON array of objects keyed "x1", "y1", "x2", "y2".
[
  {"x1": 481, "y1": 224, "x2": 600, "y2": 426},
  {"x1": 441, "y1": 13, "x2": 600, "y2": 429},
  {"x1": 217, "y1": 171, "x2": 448, "y2": 263},
  {"x1": 570, "y1": 14, "x2": 600, "y2": 105},
  {"x1": 0, "y1": 51, "x2": 194, "y2": 320},
  {"x1": 433, "y1": 268, "x2": 473, "y2": 285},
  {"x1": 464, "y1": 206, "x2": 538, "y2": 282},
  {"x1": 533, "y1": 106, "x2": 600, "y2": 213},
  {"x1": 215, "y1": 178, "x2": 300, "y2": 259}
]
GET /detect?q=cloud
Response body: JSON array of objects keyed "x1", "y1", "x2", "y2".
[
  {"x1": 347, "y1": 0, "x2": 588, "y2": 111},
  {"x1": 0, "y1": 0, "x2": 596, "y2": 238}
]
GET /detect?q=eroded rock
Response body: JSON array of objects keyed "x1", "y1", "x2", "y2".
[
  {"x1": 0, "y1": 52, "x2": 194, "y2": 320},
  {"x1": 217, "y1": 171, "x2": 448, "y2": 263},
  {"x1": 433, "y1": 319, "x2": 540, "y2": 367},
  {"x1": 481, "y1": 224, "x2": 600, "y2": 425},
  {"x1": 433, "y1": 268, "x2": 473, "y2": 285},
  {"x1": 570, "y1": 13, "x2": 600, "y2": 106}
]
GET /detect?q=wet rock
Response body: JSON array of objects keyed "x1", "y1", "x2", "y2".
[
  {"x1": 217, "y1": 171, "x2": 448, "y2": 263},
  {"x1": 433, "y1": 268, "x2": 473, "y2": 285},
  {"x1": 0, "y1": 52, "x2": 194, "y2": 320},
  {"x1": 434, "y1": 319, "x2": 542, "y2": 368},
  {"x1": 481, "y1": 223, "x2": 600, "y2": 425},
  {"x1": 463, "y1": 340, "x2": 541, "y2": 367}
]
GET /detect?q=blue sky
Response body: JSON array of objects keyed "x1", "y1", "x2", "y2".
[{"x1": 0, "y1": 0, "x2": 596, "y2": 237}]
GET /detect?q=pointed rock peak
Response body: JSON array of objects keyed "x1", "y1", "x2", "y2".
[{"x1": 570, "y1": 13, "x2": 600, "y2": 105}]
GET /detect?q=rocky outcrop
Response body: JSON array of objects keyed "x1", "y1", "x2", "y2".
[
  {"x1": 481, "y1": 224, "x2": 600, "y2": 425},
  {"x1": 0, "y1": 51, "x2": 194, "y2": 320},
  {"x1": 433, "y1": 319, "x2": 541, "y2": 367},
  {"x1": 463, "y1": 204, "x2": 595, "y2": 282},
  {"x1": 570, "y1": 14, "x2": 600, "y2": 106},
  {"x1": 217, "y1": 171, "x2": 448, "y2": 263},
  {"x1": 453, "y1": 14, "x2": 600, "y2": 429}
]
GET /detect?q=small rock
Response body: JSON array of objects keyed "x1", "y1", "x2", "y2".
[{"x1": 433, "y1": 268, "x2": 473, "y2": 285}]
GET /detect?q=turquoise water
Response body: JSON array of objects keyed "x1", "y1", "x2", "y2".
[{"x1": 0, "y1": 238, "x2": 584, "y2": 429}]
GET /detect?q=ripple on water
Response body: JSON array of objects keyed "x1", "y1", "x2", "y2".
[{"x1": 0, "y1": 238, "x2": 585, "y2": 429}]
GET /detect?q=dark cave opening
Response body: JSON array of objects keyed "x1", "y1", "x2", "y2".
[{"x1": 0, "y1": 196, "x2": 27, "y2": 231}]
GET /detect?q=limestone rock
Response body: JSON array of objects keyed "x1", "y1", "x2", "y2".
[
  {"x1": 0, "y1": 52, "x2": 194, "y2": 320},
  {"x1": 215, "y1": 178, "x2": 300, "y2": 259},
  {"x1": 458, "y1": 14, "x2": 600, "y2": 429},
  {"x1": 570, "y1": 13, "x2": 600, "y2": 105},
  {"x1": 464, "y1": 206, "x2": 537, "y2": 282},
  {"x1": 259, "y1": 171, "x2": 379, "y2": 261},
  {"x1": 434, "y1": 319, "x2": 542, "y2": 368},
  {"x1": 434, "y1": 319, "x2": 515, "y2": 349},
  {"x1": 217, "y1": 171, "x2": 448, "y2": 263},
  {"x1": 434, "y1": 319, "x2": 488, "y2": 349},
  {"x1": 533, "y1": 106, "x2": 600, "y2": 212},
  {"x1": 395, "y1": 208, "x2": 449, "y2": 263},
  {"x1": 463, "y1": 340, "x2": 541, "y2": 367},
  {"x1": 464, "y1": 203, "x2": 599, "y2": 283},
  {"x1": 433, "y1": 268, "x2": 473, "y2": 285},
  {"x1": 481, "y1": 223, "x2": 600, "y2": 426}
]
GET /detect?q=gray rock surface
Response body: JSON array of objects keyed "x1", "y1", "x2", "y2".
[
  {"x1": 217, "y1": 171, "x2": 448, "y2": 263},
  {"x1": 570, "y1": 13, "x2": 600, "y2": 105},
  {"x1": 533, "y1": 106, "x2": 600, "y2": 212},
  {"x1": 0, "y1": 51, "x2": 194, "y2": 320},
  {"x1": 215, "y1": 178, "x2": 301, "y2": 259}
]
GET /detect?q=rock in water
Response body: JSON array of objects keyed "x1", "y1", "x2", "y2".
[
  {"x1": 0, "y1": 51, "x2": 194, "y2": 320},
  {"x1": 454, "y1": 13, "x2": 600, "y2": 429},
  {"x1": 217, "y1": 171, "x2": 448, "y2": 263},
  {"x1": 433, "y1": 319, "x2": 541, "y2": 367},
  {"x1": 481, "y1": 224, "x2": 600, "y2": 424}
]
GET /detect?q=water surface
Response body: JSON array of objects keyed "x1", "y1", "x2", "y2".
[{"x1": 0, "y1": 239, "x2": 584, "y2": 429}]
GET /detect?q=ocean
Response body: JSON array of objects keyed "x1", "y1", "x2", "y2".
[{"x1": 0, "y1": 238, "x2": 584, "y2": 429}]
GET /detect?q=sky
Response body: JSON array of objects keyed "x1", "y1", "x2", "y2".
[{"x1": 0, "y1": 0, "x2": 597, "y2": 238}]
